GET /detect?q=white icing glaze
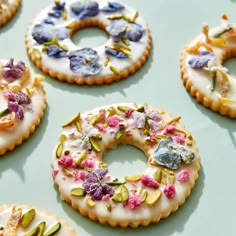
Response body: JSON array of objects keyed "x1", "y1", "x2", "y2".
[
  {"x1": 0, "y1": 59, "x2": 46, "y2": 155},
  {"x1": 25, "y1": 0, "x2": 150, "y2": 79},
  {"x1": 183, "y1": 17, "x2": 236, "y2": 109},
  {"x1": 51, "y1": 103, "x2": 200, "y2": 226},
  {"x1": 0, "y1": 206, "x2": 76, "y2": 235}
]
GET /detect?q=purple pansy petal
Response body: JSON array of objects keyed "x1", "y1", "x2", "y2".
[
  {"x1": 125, "y1": 24, "x2": 144, "y2": 42},
  {"x1": 188, "y1": 51, "x2": 216, "y2": 69},
  {"x1": 48, "y1": 11, "x2": 62, "y2": 18},
  {"x1": 32, "y1": 23, "x2": 69, "y2": 44},
  {"x1": 105, "y1": 48, "x2": 128, "y2": 59},
  {"x1": 53, "y1": 1, "x2": 65, "y2": 11},
  {"x1": 47, "y1": 45, "x2": 68, "y2": 58},
  {"x1": 2, "y1": 59, "x2": 26, "y2": 82},
  {"x1": 69, "y1": 48, "x2": 101, "y2": 76},
  {"x1": 70, "y1": 1, "x2": 99, "y2": 20},
  {"x1": 106, "y1": 19, "x2": 127, "y2": 37},
  {"x1": 101, "y1": 2, "x2": 125, "y2": 12}
]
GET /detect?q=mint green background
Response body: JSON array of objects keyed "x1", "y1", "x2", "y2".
[{"x1": 1, "y1": 0, "x2": 236, "y2": 235}]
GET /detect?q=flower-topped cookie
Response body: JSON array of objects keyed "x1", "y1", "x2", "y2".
[
  {"x1": 25, "y1": 0, "x2": 152, "y2": 85},
  {"x1": 0, "y1": 205, "x2": 78, "y2": 235},
  {"x1": 0, "y1": 0, "x2": 21, "y2": 27},
  {"x1": 0, "y1": 58, "x2": 46, "y2": 155},
  {"x1": 181, "y1": 14, "x2": 236, "y2": 118},
  {"x1": 52, "y1": 103, "x2": 200, "y2": 227}
]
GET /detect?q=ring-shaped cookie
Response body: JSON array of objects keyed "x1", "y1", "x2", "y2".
[
  {"x1": 0, "y1": 58, "x2": 46, "y2": 155},
  {"x1": 0, "y1": 205, "x2": 78, "y2": 235},
  {"x1": 0, "y1": 0, "x2": 21, "y2": 27},
  {"x1": 181, "y1": 14, "x2": 236, "y2": 118},
  {"x1": 25, "y1": 0, "x2": 152, "y2": 85},
  {"x1": 52, "y1": 103, "x2": 200, "y2": 227}
]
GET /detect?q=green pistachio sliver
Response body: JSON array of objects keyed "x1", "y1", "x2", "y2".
[
  {"x1": 66, "y1": 20, "x2": 77, "y2": 29},
  {"x1": 24, "y1": 221, "x2": 45, "y2": 236},
  {"x1": 146, "y1": 189, "x2": 161, "y2": 206},
  {"x1": 117, "y1": 105, "x2": 129, "y2": 112},
  {"x1": 62, "y1": 113, "x2": 80, "y2": 128},
  {"x1": 154, "y1": 169, "x2": 162, "y2": 183},
  {"x1": 86, "y1": 198, "x2": 96, "y2": 207},
  {"x1": 110, "y1": 65, "x2": 121, "y2": 75},
  {"x1": 136, "y1": 105, "x2": 145, "y2": 112},
  {"x1": 213, "y1": 27, "x2": 232, "y2": 38},
  {"x1": 107, "y1": 106, "x2": 117, "y2": 116},
  {"x1": 106, "y1": 203, "x2": 112, "y2": 212},
  {"x1": 75, "y1": 120, "x2": 82, "y2": 133},
  {"x1": 63, "y1": 168, "x2": 73, "y2": 177},
  {"x1": 89, "y1": 137, "x2": 102, "y2": 152},
  {"x1": 21, "y1": 209, "x2": 36, "y2": 228},
  {"x1": 75, "y1": 150, "x2": 87, "y2": 166},
  {"x1": 0, "y1": 108, "x2": 9, "y2": 117},
  {"x1": 121, "y1": 185, "x2": 129, "y2": 201},
  {"x1": 141, "y1": 190, "x2": 148, "y2": 202},
  {"x1": 168, "y1": 174, "x2": 175, "y2": 184},
  {"x1": 33, "y1": 48, "x2": 42, "y2": 60},
  {"x1": 105, "y1": 181, "x2": 126, "y2": 186},
  {"x1": 210, "y1": 71, "x2": 217, "y2": 92},
  {"x1": 107, "y1": 14, "x2": 123, "y2": 20},
  {"x1": 104, "y1": 56, "x2": 110, "y2": 67},
  {"x1": 115, "y1": 128, "x2": 125, "y2": 140},
  {"x1": 43, "y1": 222, "x2": 61, "y2": 236},
  {"x1": 56, "y1": 142, "x2": 64, "y2": 158},
  {"x1": 156, "y1": 134, "x2": 170, "y2": 139},
  {"x1": 62, "y1": 10, "x2": 67, "y2": 20},
  {"x1": 89, "y1": 114, "x2": 102, "y2": 126},
  {"x1": 112, "y1": 192, "x2": 123, "y2": 203},
  {"x1": 125, "y1": 174, "x2": 143, "y2": 182},
  {"x1": 131, "y1": 11, "x2": 139, "y2": 23},
  {"x1": 121, "y1": 37, "x2": 130, "y2": 46},
  {"x1": 71, "y1": 187, "x2": 86, "y2": 197}
]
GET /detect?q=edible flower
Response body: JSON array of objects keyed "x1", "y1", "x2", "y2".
[
  {"x1": 48, "y1": 1, "x2": 66, "y2": 18},
  {"x1": 69, "y1": 48, "x2": 102, "y2": 76},
  {"x1": 177, "y1": 169, "x2": 190, "y2": 183},
  {"x1": 141, "y1": 174, "x2": 159, "y2": 189},
  {"x1": 188, "y1": 51, "x2": 216, "y2": 69},
  {"x1": 105, "y1": 48, "x2": 128, "y2": 59},
  {"x1": 3, "y1": 90, "x2": 31, "y2": 120},
  {"x1": 82, "y1": 168, "x2": 114, "y2": 200},
  {"x1": 32, "y1": 23, "x2": 69, "y2": 44},
  {"x1": 106, "y1": 19, "x2": 144, "y2": 42},
  {"x1": 70, "y1": 1, "x2": 99, "y2": 20},
  {"x1": 101, "y1": 2, "x2": 125, "y2": 13},
  {"x1": 163, "y1": 184, "x2": 176, "y2": 199},
  {"x1": 2, "y1": 58, "x2": 26, "y2": 82},
  {"x1": 127, "y1": 192, "x2": 142, "y2": 210},
  {"x1": 47, "y1": 45, "x2": 68, "y2": 58}
]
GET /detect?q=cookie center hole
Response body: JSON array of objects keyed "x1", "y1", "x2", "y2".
[
  {"x1": 104, "y1": 144, "x2": 147, "y2": 178},
  {"x1": 71, "y1": 27, "x2": 108, "y2": 48},
  {"x1": 223, "y1": 57, "x2": 236, "y2": 78}
]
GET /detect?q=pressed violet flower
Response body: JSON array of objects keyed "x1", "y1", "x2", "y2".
[
  {"x1": 47, "y1": 45, "x2": 68, "y2": 58},
  {"x1": 69, "y1": 48, "x2": 102, "y2": 76},
  {"x1": 163, "y1": 184, "x2": 176, "y2": 199},
  {"x1": 2, "y1": 58, "x2": 26, "y2": 82},
  {"x1": 70, "y1": 1, "x2": 99, "y2": 20},
  {"x1": 141, "y1": 174, "x2": 159, "y2": 189},
  {"x1": 101, "y1": 2, "x2": 125, "y2": 13},
  {"x1": 188, "y1": 51, "x2": 216, "y2": 69},
  {"x1": 127, "y1": 192, "x2": 142, "y2": 210},
  {"x1": 3, "y1": 90, "x2": 31, "y2": 120},
  {"x1": 82, "y1": 168, "x2": 114, "y2": 200},
  {"x1": 105, "y1": 48, "x2": 128, "y2": 59},
  {"x1": 32, "y1": 23, "x2": 69, "y2": 44},
  {"x1": 106, "y1": 19, "x2": 145, "y2": 42},
  {"x1": 48, "y1": 1, "x2": 66, "y2": 18}
]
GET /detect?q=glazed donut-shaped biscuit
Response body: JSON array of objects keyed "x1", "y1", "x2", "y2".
[
  {"x1": 25, "y1": 0, "x2": 152, "y2": 85},
  {"x1": 0, "y1": 205, "x2": 78, "y2": 235},
  {"x1": 181, "y1": 14, "x2": 236, "y2": 118},
  {"x1": 52, "y1": 103, "x2": 200, "y2": 228},
  {"x1": 0, "y1": 58, "x2": 46, "y2": 155},
  {"x1": 0, "y1": 0, "x2": 21, "y2": 27}
]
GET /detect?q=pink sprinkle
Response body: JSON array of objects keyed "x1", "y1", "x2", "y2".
[
  {"x1": 124, "y1": 108, "x2": 133, "y2": 118},
  {"x1": 96, "y1": 124, "x2": 106, "y2": 133},
  {"x1": 141, "y1": 174, "x2": 159, "y2": 189},
  {"x1": 81, "y1": 158, "x2": 94, "y2": 169},
  {"x1": 52, "y1": 169, "x2": 59, "y2": 178},
  {"x1": 102, "y1": 194, "x2": 111, "y2": 201},
  {"x1": 177, "y1": 169, "x2": 190, "y2": 183},
  {"x1": 107, "y1": 116, "x2": 122, "y2": 127},
  {"x1": 58, "y1": 155, "x2": 74, "y2": 168},
  {"x1": 73, "y1": 170, "x2": 86, "y2": 181},
  {"x1": 174, "y1": 133, "x2": 185, "y2": 144},
  {"x1": 127, "y1": 193, "x2": 142, "y2": 210},
  {"x1": 164, "y1": 123, "x2": 176, "y2": 135},
  {"x1": 163, "y1": 184, "x2": 176, "y2": 199},
  {"x1": 99, "y1": 110, "x2": 106, "y2": 120}
]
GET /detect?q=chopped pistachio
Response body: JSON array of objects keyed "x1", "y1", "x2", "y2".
[
  {"x1": 75, "y1": 120, "x2": 82, "y2": 133},
  {"x1": 89, "y1": 114, "x2": 102, "y2": 126},
  {"x1": 145, "y1": 189, "x2": 161, "y2": 206},
  {"x1": 125, "y1": 174, "x2": 143, "y2": 182},
  {"x1": 75, "y1": 150, "x2": 87, "y2": 166},
  {"x1": 109, "y1": 65, "x2": 121, "y2": 75},
  {"x1": 62, "y1": 10, "x2": 67, "y2": 20},
  {"x1": 21, "y1": 209, "x2": 36, "y2": 228},
  {"x1": 89, "y1": 137, "x2": 102, "y2": 152},
  {"x1": 104, "y1": 56, "x2": 110, "y2": 67},
  {"x1": 141, "y1": 190, "x2": 148, "y2": 202},
  {"x1": 121, "y1": 37, "x2": 130, "y2": 46},
  {"x1": 86, "y1": 198, "x2": 96, "y2": 207},
  {"x1": 106, "y1": 203, "x2": 112, "y2": 212},
  {"x1": 107, "y1": 14, "x2": 123, "y2": 20},
  {"x1": 33, "y1": 48, "x2": 42, "y2": 60},
  {"x1": 43, "y1": 222, "x2": 61, "y2": 236},
  {"x1": 154, "y1": 169, "x2": 162, "y2": 183},
  {"x1": 56, "y1": 143, "x2": 64, "y2": 158},
  {"x1": 117, "y1": 105, "x2": 129, "y2": 112},
  {"x1": 71, "y1": 187, "x2": 86, "y2": 197},
  {"x1": 66, "y1": 20, "x2": 77, "y2": 29},
  {"x1": 62, "y1": 113, "x2": 80, "y2": 128},
  {"x1": 115, "y1": 128, "x2": 125, "y2": 140},
  {"x1": 63, "y1": 168, "x2": 73, "y2": 177}
]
